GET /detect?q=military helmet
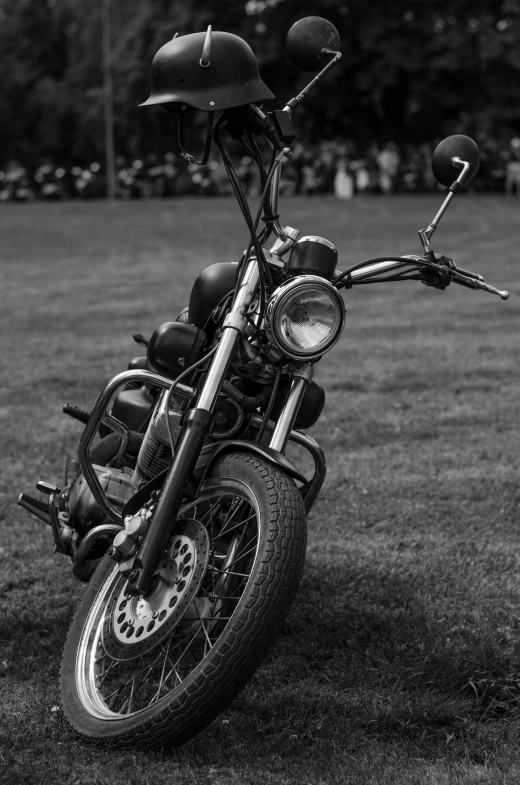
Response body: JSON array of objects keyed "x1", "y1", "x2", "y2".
[{"x1": 140, "y1": 28, "x2": 274, "y2": 113}]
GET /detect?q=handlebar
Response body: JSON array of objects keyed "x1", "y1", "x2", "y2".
[
  {"x1": 234, "y1": 95, "x2": 510, "y2": 305},
  {"x1": 332, "y1": 255, "x2": 510, "y2": 300}
]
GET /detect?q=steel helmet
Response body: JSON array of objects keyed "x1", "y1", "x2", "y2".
[{"x1": 140, "y1": 27, "x2": 274, "y2": 112}]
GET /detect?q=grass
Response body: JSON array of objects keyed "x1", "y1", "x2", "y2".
[{"x1": 0, "y1": 194, "x2": 519, "y2": 784}]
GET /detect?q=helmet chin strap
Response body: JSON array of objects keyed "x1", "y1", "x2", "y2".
[{"x1": 178, "y1": 111, "x2": 215, "y2": 166}]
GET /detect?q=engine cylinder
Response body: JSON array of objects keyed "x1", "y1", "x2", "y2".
[{"x1": 134, "y1": 391, "x2": 183, "y2": 489}]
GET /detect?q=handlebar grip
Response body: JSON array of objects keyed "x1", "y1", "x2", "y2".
[
  {"x1": 476, "y1": 280, "x2": 510, "y2": 300},
  {"x1": 452, "y1": 271, "x2": 509, "y2": 299}
]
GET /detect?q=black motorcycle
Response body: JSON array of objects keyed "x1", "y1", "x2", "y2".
[{"x1": 18, "y1": 18, "x2": 509, "y2": 749}]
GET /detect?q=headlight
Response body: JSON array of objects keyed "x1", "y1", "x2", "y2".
[{"x1": 265, "y1": 275, "x2": 345, "y2": 360}]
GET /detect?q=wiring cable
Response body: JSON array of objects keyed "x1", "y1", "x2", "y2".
[
  {"x1": 214, "y1": 120, "x2": 283, "y2": 333},
  {"x1": 163, "y1": 345, "x2": 219, "y2": 455},
  {"x1": 333, "y1": 257, "x2": 426, "y2": 287}
]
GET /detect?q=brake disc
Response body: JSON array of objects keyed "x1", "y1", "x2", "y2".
[{"x1": 103, "y1": 518, "x2": 210, "y2": 661}]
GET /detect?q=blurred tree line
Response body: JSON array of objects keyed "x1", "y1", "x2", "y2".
[{"x1": 0, "y1": 0, "x2": 519, "y2": 167}]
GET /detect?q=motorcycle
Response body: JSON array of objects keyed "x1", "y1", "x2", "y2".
[{"x1": 18, "y1": 17, "x2": 509, "y2": 749}]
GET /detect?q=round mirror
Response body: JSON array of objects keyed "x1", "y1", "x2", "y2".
[
  {"x1": 286, "y1": 17, "x2": 341, "y2": 71},
  {"x1": 431, "y1": 135, "x2": 480, "y2": 187}
]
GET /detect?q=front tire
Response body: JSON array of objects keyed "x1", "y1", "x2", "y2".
[{"x1": 60, "y1": 452, "x2": 307, "y2": 748}]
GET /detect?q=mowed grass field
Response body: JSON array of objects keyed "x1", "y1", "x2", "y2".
[{"x1": 0, "y1": 194, "x2": 519, "y2": 785}]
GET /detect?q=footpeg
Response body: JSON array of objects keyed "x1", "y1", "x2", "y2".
[
  {"x1": 133, "y1": 333, "x2": 150, "y2": 347},
  {"x1": 63, "y1": 403, "x2": 92, "y2": 424},
  {"x1": 17, "y1": 493, "x2": 51, "y2": 526}
]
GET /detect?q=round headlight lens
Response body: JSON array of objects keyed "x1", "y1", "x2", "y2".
[{"x1": 267, "y1": 276, "x2": 345, "y2": 360}]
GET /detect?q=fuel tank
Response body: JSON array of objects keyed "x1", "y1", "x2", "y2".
[{"x1": 188, "y1": 262, "x2": 238, "y2": 330}]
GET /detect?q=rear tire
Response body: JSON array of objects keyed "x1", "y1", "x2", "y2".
[{"x1": 60, "y1": 452, "x2": 307, "y2": 748}]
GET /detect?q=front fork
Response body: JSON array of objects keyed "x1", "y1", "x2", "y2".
[{"x1": 128, "y1": 257, "x2": 267, "y2": 596}]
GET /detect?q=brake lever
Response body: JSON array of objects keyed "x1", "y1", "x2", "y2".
[
  {"x1": 420, "y1": 255, "x2": 509, "y2": 299},
  {"x1": 432, "y1": 254, "x2": 509, "y2": 299}
]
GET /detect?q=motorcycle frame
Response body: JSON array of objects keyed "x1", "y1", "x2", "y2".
[{"x1": 79, "y1": 368, "x2": 326, "y2": 518}]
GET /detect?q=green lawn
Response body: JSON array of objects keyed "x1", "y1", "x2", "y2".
[{"x1": 0, "y1": 195, "x2": 519, "y2": 784}]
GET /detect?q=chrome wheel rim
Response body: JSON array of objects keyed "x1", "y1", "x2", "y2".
[{"x1": 75, "y1": 477, "x2": 260, "y2": 720}]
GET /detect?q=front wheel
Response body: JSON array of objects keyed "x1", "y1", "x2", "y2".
[{"x1": 60, "y1": 452, "x2": 307, "y2": 749}]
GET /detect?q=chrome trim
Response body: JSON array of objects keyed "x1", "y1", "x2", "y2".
[
  {"x1": 349, "y1": 260, "x2": 409, "y2": 279},
  {"x1": 419, "y1": 158, "x2": 471, "y2": 253},
  {"x1": 283, "y1": 50, "x2": 342, "y2": 114},
  {"x1": 335, "y1": 256, "x2": 428, "y2": 282},
  {"x1": 265, "y1": 275, "x2": 345, "y2": 360},
  {"x1": 269, "y1": 367, "x2": 313, "y2": 453},
  {"x1": 101, "y1": 413, "x2": 130, "y2": 463},
  {"x1": 298, "y1": 236, "x2": 337, "y2": 253},
  {"x1": 223, "y1": 311, "x2": 247, "y2": 331},
  {"x1": 269, "y1": 226, "x2": 300, "y2": 257},
  {"x1": 196, "y1": 256, "x2": 260, "y2": 412}
]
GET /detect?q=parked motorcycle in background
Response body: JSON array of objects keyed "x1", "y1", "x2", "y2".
[{"x1": 18, "y1": 17, "x2": 509, "y2": 749}]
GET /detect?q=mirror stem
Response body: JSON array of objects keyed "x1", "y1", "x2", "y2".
[
  {"x1": 284, "y1": 51, "x2": 342, "y2": 115},
  {"x1": 418, "y1": 158, "x2": 471, "y2": 256}
]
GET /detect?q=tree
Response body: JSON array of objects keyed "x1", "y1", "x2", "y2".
[{"x1": 0, "y1": 0, "x2": 519, "y2": 167}]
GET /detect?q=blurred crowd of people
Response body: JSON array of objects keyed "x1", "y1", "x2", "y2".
[{"x1": 1, "y1": 138, "x2": 520, "y2": 203}]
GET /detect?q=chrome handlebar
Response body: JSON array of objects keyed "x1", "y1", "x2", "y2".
[
  {"x1": 333, "y1": 255, "x2": 509, "y2": 300},
  {"x1": 255, "y1": 69, "x2": 510, "y2": 303}
]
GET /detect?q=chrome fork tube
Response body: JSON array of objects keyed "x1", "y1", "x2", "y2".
[
  {"x1": 197, "y1": 257, "x2": 260, "y2": 412},
  {"x1": 269, "y1": 364, "x2": 314, "y2": 453},
  {"x1": 128, "y1": 256, "x2": 260, "y2": 597}
]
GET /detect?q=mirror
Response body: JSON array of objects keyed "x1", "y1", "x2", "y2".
[
  {"x1": 431, "y1": 134, "x2": 480, "y2": 187},
  {"x1": 286, "y1": 17, "x2": 341, "y2": 71}
]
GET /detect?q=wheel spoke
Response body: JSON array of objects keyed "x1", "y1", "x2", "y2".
[
  {"x1": 170, "y1": 629, "x2": 203, "y2": 678},
  {"x1": 196, "y1": 499, "x2": 223, "y2": 526},
  {"x1": 79, "y1": 479, "x2": 262, "y2": 719},
  {"x1": 194, "y1": 601, "x2": 214, "y2": 653},
  {"x1": 103, "y1": 647, "x2": 164, "y2": 706},
  {"x1": 166, "y1": 654, "x2": 183, "y2": 686},
  {"x1": 97, "y1": 657, "x2": 117, "y2": 686},
  {"x1": 222, "y1": 541, "x2": 257, "y2": 571},
  {"x1": 215, "y1": 500, "x2": 248, "y2": 538},
  {"x1": 210, "y1": 513, "x2": 257, "y2": 544},
  {"x1": 150, "y1": 634, "x2": 173, "y2": 704},
  {"x1": 208, "y1": 567, "x2": 251, "y2": 579}
]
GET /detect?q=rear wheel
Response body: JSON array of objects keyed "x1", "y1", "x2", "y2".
[{"x1": 60, "y1": 452, "x2": 307, "y2": 748}]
